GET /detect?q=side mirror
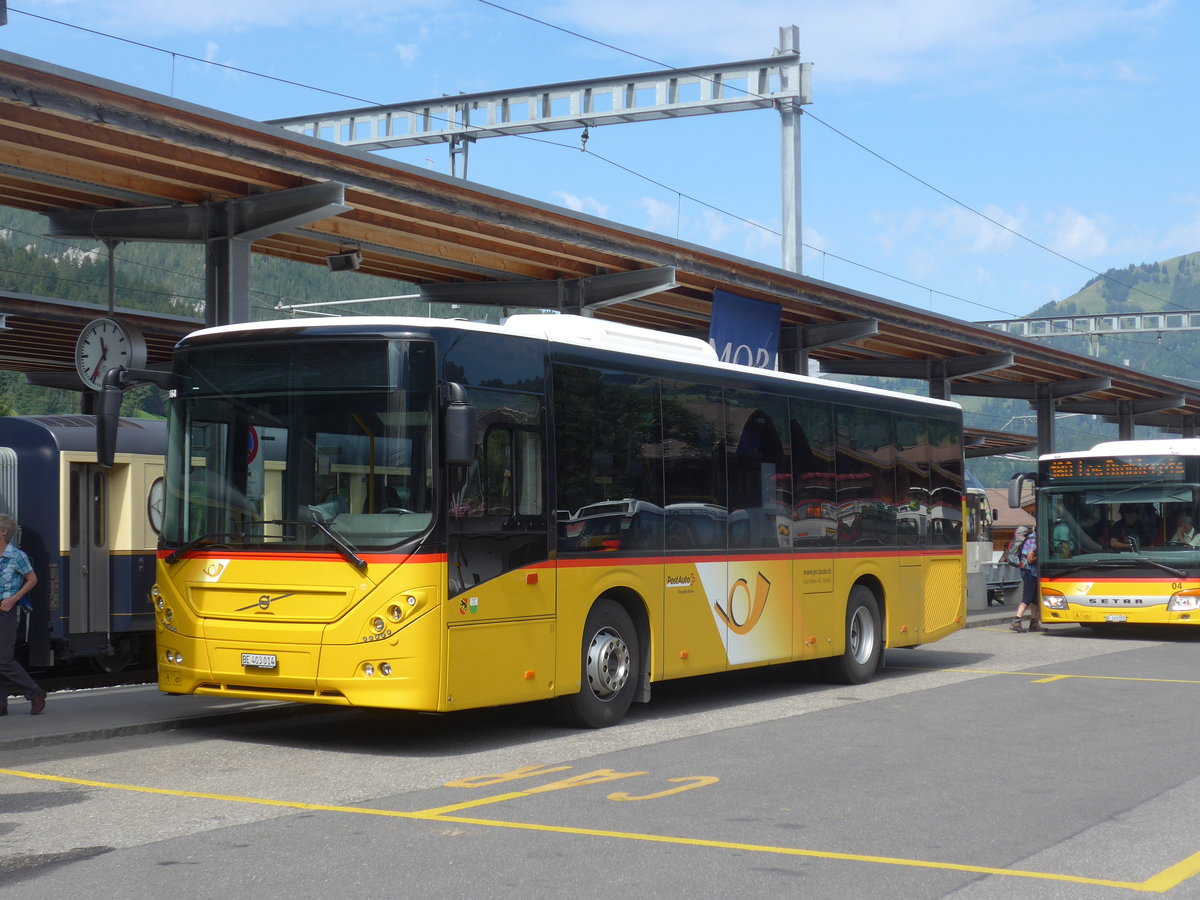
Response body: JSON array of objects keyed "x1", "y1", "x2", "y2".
[
  {"x1": 442, "y1": 382, "x2": 476, "y2": 467},
  {"x1": 1007, "y1": 471, "x2": 1036, "y2": 509}
]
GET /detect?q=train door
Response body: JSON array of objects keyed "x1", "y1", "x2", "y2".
[{"x1": 68, "y1": 462, "x2": 111, "y2": 643}]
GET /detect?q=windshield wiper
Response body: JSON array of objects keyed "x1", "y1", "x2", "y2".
[
  {"x1": 165, "y1": 531, "x2": 244, "y2": 565},
  {"x1": 1050, "y1": 558, "x2": 1188, "y2": 579},
  {"x1": 165, "y1": 520, "x2": 368, "y2": 571},
  {"x1": 265, "y1": 519, "x2": 368, "y2": 571}
]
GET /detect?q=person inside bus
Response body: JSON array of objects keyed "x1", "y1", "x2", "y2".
[
  {"x1": 1050, "y1": 498, "x2": 1077, "y2": 558},
  {"x1": 1169, "y1": 512, "x2": 1200, "y2": 546},
  {"x1": 1107, "y1": 503, "x2": 1156, "y2": 551}
]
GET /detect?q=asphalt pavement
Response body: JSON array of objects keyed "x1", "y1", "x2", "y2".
[{"x1": 0, "y1": 602, "x2": 1022, "y2": 752}]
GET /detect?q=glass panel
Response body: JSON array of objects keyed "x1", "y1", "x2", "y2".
[
  {"x1": 451, "y1": 390, "x2": 543, "y2": 523},
  {"x1": 553, "y1": 365, "x2": 662, "y2": 553},
  {"x1": 835, "y1": 408, "x2": 896, "y2": 546},
  {"x1": 662, "y1": 380, "x2": 726, "y2": 551},
  {"x1": 790, "y1": 399, "x2": 835, "y2": 547},
  {"x1": 929, "y1": 418, "x2": 964, "y2": 546},
  {"x1": 164, "y1": 340, "x2": 435, "y2": 551},
  {"x1": 69, "y1": 470, "x2": 80, "y2": 548},
  {"x1": 895, "y1": 415, "x2": 931, "y2": 546},
  {"x1": 91, "y1": 471, "x2": 105, "y2": 547},
  {"x1": 726, "y1": 389, "x2": 790, "y2": 549}
]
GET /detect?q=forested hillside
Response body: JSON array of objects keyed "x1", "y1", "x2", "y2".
[
  {"x1": 957, "y1": 254, "x2": 1200, "y2": 486},
  {"x1": 0, "y1": 206, "x2": 488, "y2": 416}
]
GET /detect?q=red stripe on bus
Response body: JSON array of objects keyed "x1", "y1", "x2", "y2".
[{"x1": 156, "y1": 549, "x2": 447, "y2": 565}]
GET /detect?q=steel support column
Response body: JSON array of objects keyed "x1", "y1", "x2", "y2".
[{"x1": 46, "y1": 182, "x2": 352, "y2": 327}]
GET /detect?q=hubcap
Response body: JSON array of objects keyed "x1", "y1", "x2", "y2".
[
  {"x1": 849, "y1": 605, "x2": 876, "y2": 665},
  {"x1": 585, "y1": 626, "x2": 630, "y2": 700}
]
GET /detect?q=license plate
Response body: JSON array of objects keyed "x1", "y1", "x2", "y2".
[
  {"x1": 241, "y1": 653, "x2": 278, "y2": 669},
  {"x1": 1104, "y1": 615, "x2": 1128, "y2": 624}
]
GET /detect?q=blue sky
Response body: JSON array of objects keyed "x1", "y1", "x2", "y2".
[{"x1": 1, "y1": 0, "x2": 1195, "y2": 324}]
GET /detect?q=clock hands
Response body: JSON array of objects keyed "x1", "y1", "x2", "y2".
[{"x1": 90, "y1": 336, "x2": 109, "y2": 382}]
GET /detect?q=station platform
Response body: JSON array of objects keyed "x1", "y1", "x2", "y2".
[{"x1": 0, "y1": 606, "x2": 1016, "y2": 752}]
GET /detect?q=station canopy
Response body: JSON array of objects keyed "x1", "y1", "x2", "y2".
[{"x1": 0, "y1": 49, "x2": 1195, "y2": 450}]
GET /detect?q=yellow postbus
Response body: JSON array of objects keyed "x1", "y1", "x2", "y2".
[
  {"x1": 120, "y1": 314, "x2": 965, "y2": 727},
  {"x1": 1016, "y1": 439, "x2": 1200, "y2": 629}
]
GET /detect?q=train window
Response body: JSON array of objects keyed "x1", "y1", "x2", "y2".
[
  {"x1": 92, "y1": 470, "x2": 106, "y2": 548},
  {"x1": 69, "y1": 469, "x2": 80, "y2": 548}
]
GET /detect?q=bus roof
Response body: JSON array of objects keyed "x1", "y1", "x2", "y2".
[
  {"x1": 184, "y1": 314, "x2": 961, "y2": 412},
  {"x1": 1042, "y1": 438, "x2": 1200, "y2": 461}
]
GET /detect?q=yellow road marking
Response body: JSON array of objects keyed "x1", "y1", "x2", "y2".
[
  {"x1": 1, "y1": 766, "x2": 1194, "y2": 892},
  {"x1": 891, "y1": 665, "x2": 1200, "y2": 686}
]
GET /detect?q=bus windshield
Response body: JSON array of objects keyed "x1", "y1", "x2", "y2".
[
  {"x1": 1039, "y1": 482, "x2": 1200, "y2": 569},
  {"x1": 162, "y1": 337, "x2": 436, "y2": 553}
]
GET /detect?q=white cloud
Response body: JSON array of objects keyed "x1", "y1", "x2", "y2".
[
  {"x1": 394, "y1": 44, "x2": 419, "y2": 67},
  {"x1": 868, "y1": 203, "x2": 1025, "y2": 257},
  {"x1": 552, "y1": 190, "x2": 610, "y2": 218},
  {"x1": 545, "y1": 0, "x2": 1171, "y2": 86},
  {"x1": 1046, "y1": 208, "x2": 1109, "y2": 258},
  {"x1": 27, "y1": 0, "x2": 446, "y2": 34},
  {"x1": 640, "y1": 196, "x2": 679, "y2": 234}
]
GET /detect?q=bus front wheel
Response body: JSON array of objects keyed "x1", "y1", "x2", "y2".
[
  {"x1": 556, "y1": 599, "x2": 639, "y2": 728},
  {"x1": 821, "y1": 585, "x2": 882, "y2": 685}
]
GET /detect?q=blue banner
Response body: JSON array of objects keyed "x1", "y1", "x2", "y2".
[{"x1": 709, "y1": 290, "x2": 781, "y2": 369}]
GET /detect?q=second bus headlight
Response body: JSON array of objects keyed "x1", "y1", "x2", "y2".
[
  {"x1": 1168, "y1": 588, "x2": 1200, "y2": 611},
  {"x1": 1040, "y1": 587, "x2": 1067, "y2": 610}
]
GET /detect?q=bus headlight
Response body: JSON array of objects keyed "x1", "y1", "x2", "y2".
[
  {"x1": 387, "y1": 604, "x2": 403, "y2": 622},
  {"x1": 1040, "y1": 588, "x2": 1067, "y2": 610},
  {"x1": 1168, "y1": 589, "x2": 1200, "y2": 611},
  {"x1": 371, "y1": 616, "x2": 386, "y2": 633}
]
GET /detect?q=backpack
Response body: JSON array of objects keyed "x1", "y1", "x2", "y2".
[{"x1": 1004, "y1": 528, "x2": 1027, "y2": 566}]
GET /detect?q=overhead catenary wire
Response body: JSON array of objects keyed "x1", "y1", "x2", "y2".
[{"x1": 3, "y1": 3, "x2": 1182, "y2": 321}]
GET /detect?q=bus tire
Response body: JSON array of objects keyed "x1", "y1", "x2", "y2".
[
  {"x1": 556, "y1": 598, "x2": 639, "y2": 728},
  {"x1": 821, "y1": 585, "x2": 882, "y2": 685}
]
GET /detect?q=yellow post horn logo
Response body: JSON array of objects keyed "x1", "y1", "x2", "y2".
[{"x1": 715, "y1": 572, "x2": 770, "y2": 634}]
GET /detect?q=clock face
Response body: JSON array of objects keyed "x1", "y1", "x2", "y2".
[{"x1": 75, "y1": 317, "x2": 147, "y2": 391}]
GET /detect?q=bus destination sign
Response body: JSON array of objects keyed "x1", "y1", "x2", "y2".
[{"x1": 1046, "y1": 455, "x2": 1186, "y2": 482}]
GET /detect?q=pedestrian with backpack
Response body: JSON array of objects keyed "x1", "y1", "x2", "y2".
[{"x1": 1010, "y1": 525, "x2": 1042, "y2": 632}]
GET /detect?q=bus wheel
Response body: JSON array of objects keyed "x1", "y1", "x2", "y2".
[
  {"x1": 556, "y1": 599, "x2": 639, "y2": 728},
  {"x1": 821, "y1": 585, "x2": 882, "y2": 685}
]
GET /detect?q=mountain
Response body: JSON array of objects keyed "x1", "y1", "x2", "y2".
[{"x1": 1028, "y1": 251, "x2": 1200, "y2": 318}]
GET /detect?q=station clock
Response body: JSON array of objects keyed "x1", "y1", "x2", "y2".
[{"x1": 75, "y1": 317, "x2": 147, "y2": 391}]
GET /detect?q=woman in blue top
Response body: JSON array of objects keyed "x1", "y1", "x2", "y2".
[
  {"x1": 0, "y1": 514, "x2": 45, "y2": 714},
  {"x1": 1010, "y1": 527, "x2": 1043, "y2": 633}
]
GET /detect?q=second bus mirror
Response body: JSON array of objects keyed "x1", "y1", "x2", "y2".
[{"x1": 442, "y1": 383, "x2": 476, "y2": 467}]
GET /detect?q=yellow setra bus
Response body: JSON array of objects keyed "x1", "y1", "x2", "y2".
[
  {"x1": 1017, "y1": 439, "x2": 1200, "y2": 629},
  {"x1": 130, "y1": 314, "x2": 966, "y2": 726}
]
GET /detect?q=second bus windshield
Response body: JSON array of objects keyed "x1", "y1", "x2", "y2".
[{"x1": 1041, "y1": 484, "x2": 1200, "y2": 563}]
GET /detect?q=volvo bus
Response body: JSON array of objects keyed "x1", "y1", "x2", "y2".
[
  {"x1": 112, "y1": 314, "x2": 967, "y2": 726},
  {"x1": 1012, "y1": 438, "x2": 1200, "y2": 628}
]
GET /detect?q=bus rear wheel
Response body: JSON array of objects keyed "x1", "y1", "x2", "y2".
[
  {"x1": 821, "y1": 585, "x2": 882, "y2": 685},
  {"x1": 556, "y1": 599, "x2": 639, "y2": 728}
]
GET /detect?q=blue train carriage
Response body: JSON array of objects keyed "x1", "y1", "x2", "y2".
[{"x1": 0, "y1": 415, "x2": 165, "y2": 670}]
